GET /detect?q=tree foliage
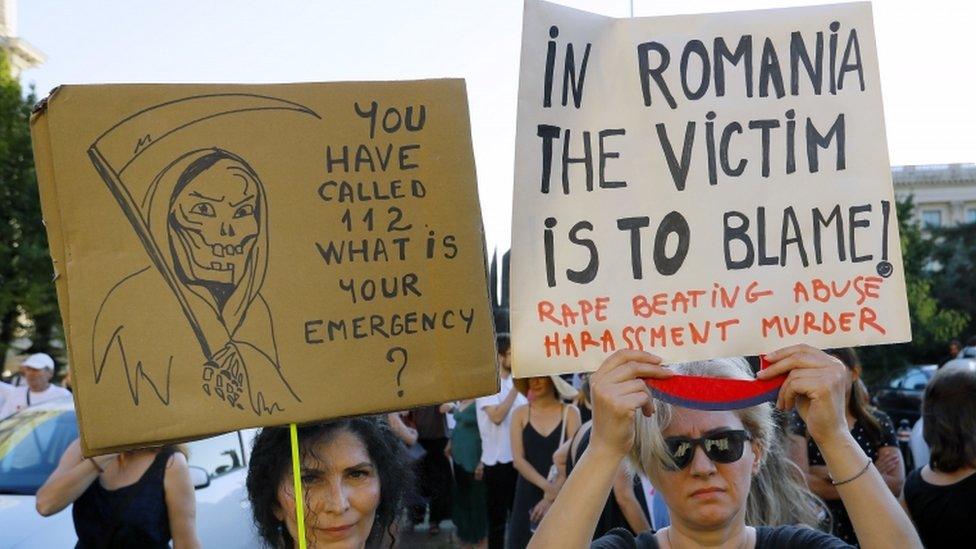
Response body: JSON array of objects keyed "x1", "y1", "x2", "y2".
[
  {"x1": 0, "y1": 51, "x2": 61, "y2": 359},
  {"x1": 858, "y1": 197, "x2": 970, "y2": 381},
  {"x1": 928, "y1": 218, "x2": 976, "y2": 338}
]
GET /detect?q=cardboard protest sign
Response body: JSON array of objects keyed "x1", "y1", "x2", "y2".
[
  {"x1": 511, "y1": 0, "x2": 911, "y2": 385},
  {"x1": 31, "y1": 81, "x2": 497, "y2": 454}
]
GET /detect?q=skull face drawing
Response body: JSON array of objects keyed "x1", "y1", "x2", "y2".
[
  {"x1": 93, "y1": 147, "x2": 297, "y2": 418},
  {"x1": 168, "y1": 153, "x2": 261, "y2": 291}
]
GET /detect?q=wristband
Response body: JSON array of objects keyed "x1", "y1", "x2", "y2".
[
  {"x1": 830, "y1": 459, "x2": 871, "y2": 486},
  {"x1": 88, "y1": 457, "x2": 104, "y2": 473}
]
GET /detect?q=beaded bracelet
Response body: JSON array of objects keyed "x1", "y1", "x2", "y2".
[{"x1": 831, "y1": 459, "x2": 872, "y2": 486}]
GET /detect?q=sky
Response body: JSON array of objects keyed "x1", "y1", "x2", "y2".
[{"x1": 17, "y1": 0, "x2": 976, "y2": 252}]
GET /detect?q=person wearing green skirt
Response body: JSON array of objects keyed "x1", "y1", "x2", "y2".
[{"x1": 450, "y1": 399, "x2": 488, "y2": 548}]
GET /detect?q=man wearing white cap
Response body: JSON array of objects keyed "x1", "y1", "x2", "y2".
[{"x1": 0, "y1": 353, "x2": 71, "y2": 420}]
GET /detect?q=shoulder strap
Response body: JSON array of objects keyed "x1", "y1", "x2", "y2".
[
  {"x1": 569, "y1": 422, "x2": 590, "y2": 465},
  {"x1": 151, "y1": 446, "x2": 177, "y2": 479},
  {"x1": 559, "y1": 404, "x2": 568, "y2": 444},
  {"x1": 104, "y1": 449, "x2": 172, "y2": 543}
]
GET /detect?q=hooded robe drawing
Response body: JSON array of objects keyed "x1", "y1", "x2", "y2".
[{"x1": 91, "y1": 148, "x2": 299, "y2": 416}]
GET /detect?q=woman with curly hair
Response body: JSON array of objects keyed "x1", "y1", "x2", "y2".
[{"x1": 246, "y1": 416, "x2": 412, "y2": 548}]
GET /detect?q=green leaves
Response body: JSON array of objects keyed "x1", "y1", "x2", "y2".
[
  {"x1": 0, "y1": 51, "x2": 60, "y2": 359},
  {"x1": 859, "y1": 196, "x2": 971, "y2": 381}
]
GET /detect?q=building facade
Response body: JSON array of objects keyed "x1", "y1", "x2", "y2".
[
  {"x1": 0, "y1": 0, "x2": 43, "y2": 78},
  {"x1": 892, "y1": 163, "x2": 976, "y2": 229}
]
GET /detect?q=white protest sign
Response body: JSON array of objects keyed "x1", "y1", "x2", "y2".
[{"x1": 511, "y1": 0, "x2": 910, "y2": 377}]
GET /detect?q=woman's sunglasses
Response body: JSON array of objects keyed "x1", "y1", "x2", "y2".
[{"x1": 663, "y1": 430, "x2": 752, "y2": 470}]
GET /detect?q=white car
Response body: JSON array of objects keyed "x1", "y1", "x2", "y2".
[{"x1": 0, "y1": 397, "x2": 262, "y2": 547}]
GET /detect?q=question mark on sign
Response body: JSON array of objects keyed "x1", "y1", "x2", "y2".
[{"x1": 386, "y1": 347, "x2": 408, "y2": 397}]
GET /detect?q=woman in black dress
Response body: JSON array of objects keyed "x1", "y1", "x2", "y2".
[
  {"x1": 507, "y1": 375, "x2": 580, "y2": 548},
  {"x1": 901, "y1": 362, "x2": 976, "y2": 548},
  {"x1": 37, "y1": 442, "x2": 199, "y2": 548}
]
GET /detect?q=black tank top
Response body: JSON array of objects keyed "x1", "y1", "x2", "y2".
[
  {"x1": 523, "y1": 405, "x2": 564, "y2": 476},
  {"x1": 567, "y1": 427, "x2": 631, "y2": 539},
  {"x1": 73, "y1": 448, "x2": 175, "y2": 548},
  {"x1": 904, "y1": 467, "x2": 976, "y2": 548}
]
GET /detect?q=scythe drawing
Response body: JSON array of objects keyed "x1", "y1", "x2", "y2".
[{"x1": 88, "y1": 93, "x2": 320, "y2": 416}]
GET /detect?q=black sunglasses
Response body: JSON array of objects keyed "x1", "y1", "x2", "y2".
[{"x1": 663, "y1": 430, "x2": 752, "y2": 470}]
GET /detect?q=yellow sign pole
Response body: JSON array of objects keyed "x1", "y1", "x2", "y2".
[{"x1": 290, "y1": 423, "x2": 307, "y2": 549}]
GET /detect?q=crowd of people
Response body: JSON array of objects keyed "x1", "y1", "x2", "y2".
[{"x1": 3, "y1": 335, "x2": 975, "y2": 547}]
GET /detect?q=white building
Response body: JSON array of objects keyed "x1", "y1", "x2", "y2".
[
  {"x1": 892, "y1": 163, "x2": 976, "y2": 229},
  {"x1": 0, "y1": 0, "x2": 44, "y2": 78}
]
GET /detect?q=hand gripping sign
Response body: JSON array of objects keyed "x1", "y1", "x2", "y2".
[{"x1": 511, "y1": 0, "x2": 911, "y2": 408}]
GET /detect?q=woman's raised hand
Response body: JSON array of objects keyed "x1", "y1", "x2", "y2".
[
  {"x1": 588, "y1": 350, "x2": 672, "y2": 458},
  {"x1": 757, "y1": 344, "x2": 849, "y2": 444}
]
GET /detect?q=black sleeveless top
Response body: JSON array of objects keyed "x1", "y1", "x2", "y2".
[
  {"x1": 903, "y1": 467, "x2": 976, "y2": 548},
  {"x1": 73, "y1": 448, "x2": 175, "y2": 548},
  {"x1": 522, "y1": 406, "x2": 564, "y2": 477},
  {"x1": 567, "y1": 427, "x2": 631, "y2": 539},
  {"x1": 507, "y1": 405, "x2": 566, "y2": 549}
]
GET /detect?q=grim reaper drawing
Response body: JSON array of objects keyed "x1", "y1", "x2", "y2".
[{"x1": 88, "y1": 94, "x2": 318, "y2": 415}]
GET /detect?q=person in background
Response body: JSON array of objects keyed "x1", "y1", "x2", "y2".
[
  {"x1": 940, "y1": 339, "x2": 962, "y2": 367},
  {"x1": 788, "y1": 347, "x2": 903, "y2": 545},
  {"x1": 60, "y1": 369, "x2": 73, "y2": 392},
  {"x1": 507, "y1": 375, "x2": 580, "y2": 548},
  {"x1": 475, "y1": 333, "x2": 527, "y2": 549},
  {"x1": 529, "y1": 346, "x2": 922, "y2": 549},
  {"x1": 555, "y1": 419, "x2": 651, "y2": 540},
  {"x1": 0, "y1": 353, "x2": 71, "y2": 420},
  {"x1": 901, "y1": 362, "x2": 976, "y2": 547},
  {"x1": 450, "y1": 398, "x2": 488, "y2": 548},
  {"x1": 408, "y1": 404, "x2": 453, "y2": 535},
  {"x1": 387, "y1": 411, "x2": 419, "y2": 447},
  {"x1": 575, "y1": 375, "x2": 594, "y2": 425},
  {"x1": 246, "y1": 416, "x2": 412, "y2": 548},
  {"x1": 36, "y1": 441, "x2": 199, "y2": 548},
  {"x1": 553, "y1": 377, "x2": 650, "y2": 540}
]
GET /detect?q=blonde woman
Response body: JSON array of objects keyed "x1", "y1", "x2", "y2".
[{"x1": 529, "y1": 346, "x2": 921, "y2": 548}]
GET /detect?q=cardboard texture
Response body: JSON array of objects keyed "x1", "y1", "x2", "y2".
[
  {"x1": 30, "y1": 80, "x2": 498, "y2": 455},
  {"x1": 512, "y1": 1, "x2": 911, "y2": 378}
]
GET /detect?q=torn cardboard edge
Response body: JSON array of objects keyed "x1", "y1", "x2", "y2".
[{"x1": 30, "y1": 93, "x2": 93, "y2": 453}]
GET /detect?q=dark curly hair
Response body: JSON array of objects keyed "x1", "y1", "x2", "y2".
[{"x1": 246, "y1": 416, "x2": 413, "y2": 548}]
